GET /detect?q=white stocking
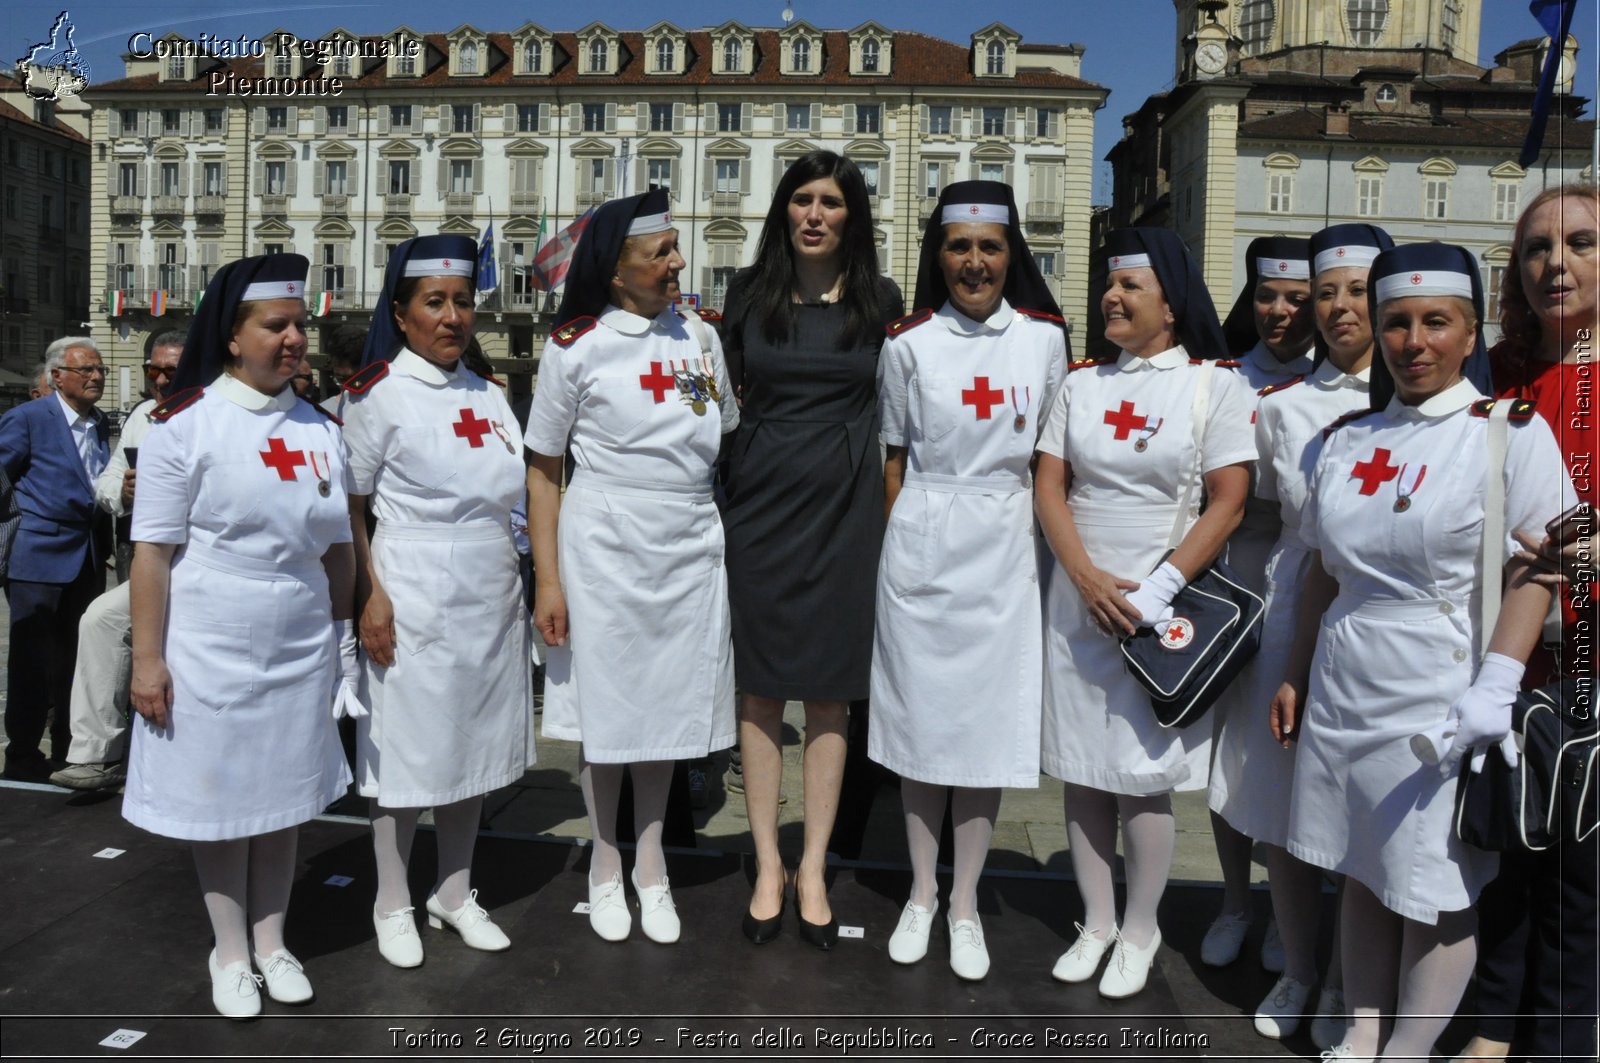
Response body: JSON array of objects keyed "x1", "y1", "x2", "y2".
[
  {"x1": 1117, "y1": 792, "x2": 1174, "y2": 948},
  {"x1": 1063, "y1": 783, "x2": 1119, "y2": 935},
  {"x1": 247, "y1": 828, "x2": 297, "y2": 957},
  {"x1": 369, "y1": 801, "x2": 419, "y2": 915},
  {"x1": 579, "y1": 755, "x2": 624, "y2": 886},
  {"x1": 1340, "y1": 879, "x2": 1401, "y2": 1057},
  {"x1": 192, "y1": 839, "x2": 249, "y2": 966},
  {"x1": 1382, "y1": 908, "x2": 1477, "y2": 1061},
  {"x1": 900, "y1": 779, "x2": 947, "y2": 910},
  {"x1": 628, "y1": 761, "x2": 674, "y2": 886},
  {"x1": 430, "y1": 797, "x2": 482, "y2": 911},
  {"x1": 948, "y1": 787, "x2": 999, "y2": 922}
]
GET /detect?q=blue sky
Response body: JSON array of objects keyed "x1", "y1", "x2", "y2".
[{"x1": 8, "y1": 0, "x2": 1595, "y2": 202}]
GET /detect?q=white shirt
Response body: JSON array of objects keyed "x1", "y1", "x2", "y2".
[
  {"x1": 1303, "y1": 377, "x2": 1576, "y2": 604},
  {"x1": 1036, "y1": 346, "x2": 1257, "y2": 506},
  {"x1": 523, "y1": 305, "x2": 737, "y2": 485},
  {"x1": 54, "y1": 390, "x2": 107, "y2": 483},
  {"x1": 1254, "y1": 358, "x2": 1371, "y2": 545},
  {"x1": 95, "y1": 397, "x2": 157, "y2": 517}
]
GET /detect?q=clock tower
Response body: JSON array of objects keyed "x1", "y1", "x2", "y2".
[{"x1": 1181, "y1": 0, "x2": 1237, "y2": 82}]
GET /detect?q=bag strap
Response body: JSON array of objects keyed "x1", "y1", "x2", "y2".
[
  {"x1": 1167, "y1": 360, "x2": 1215, "y2": 551},
  {"x1": 683, "y1": 309, "x2": 712, "y2": 357},
  {"x1": 1478, "y1": 400, "x2": 1512, "y2": 659}
]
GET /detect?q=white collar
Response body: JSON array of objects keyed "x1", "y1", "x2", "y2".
[
  {"x1": 935, "y1": 298, "x2": 1015, "y2": 335},
  {"x1": 1311, "y1": 357, "x2": 1371, "y2": 391},
  {"x1": 392, "y1": 347, "x2": 457, "y2": 387},
  {"x1": 1116, "y1": 344, "x2": 1189, "y2": 372},
  {"x1": 213, "y1": 371, "x2": 298, "y2": 412},
  {"x1": 53, "y1": 390, "x2": 100, "y2": 427},
  {"x1": 599, "y1": 304, "x2": 676, "y2": 337},
  {"x1": 1384, "y1": 376, "x2": 1482, "y2": 421},
  {"x1": 1247, "y1": 340, "x2": 1315, "y2": 379}
]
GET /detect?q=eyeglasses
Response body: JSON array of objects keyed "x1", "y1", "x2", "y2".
[
  {"x1": 56, "y1": 365, "x2": 108, "y2": 377},
  {"x1": 145, "y1": 365, "x2": 177, "y2": 379}
]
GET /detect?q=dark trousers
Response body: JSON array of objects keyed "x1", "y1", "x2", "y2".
[
  {"x1": 1472, "y1": 834, "x2": 1600, "y2": 1061},
  {"x1": 4, "y1": 557, "x2": 105, "y2": 761}
]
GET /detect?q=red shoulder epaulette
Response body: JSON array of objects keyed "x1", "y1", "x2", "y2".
[
  {"x1": 1191, "y1": 358, "x2": 1242, "y2": 368},
  {"x1": 885, "y1": 308, "x2": 933, "y2": 337},
  {"x1": 689, "y1": 308, "x2": 722, "y2": 322},
  {"x1": 1258, "y1": 375, "x2": 1305, "y2": 398},
  {"x1": 149, "y1": 386, "x2": 204, "y2": 422},
  {"x1": 341, "y1": 361, "x2": 389, "y2": 397},
  {"x1": 1470, "y1": 398, "x2": 1538, "y2": 421},
  {"x1": 300, "y1": 397, "x2": 343, "y2": 427},
  {"x1": 1068, "y1": 357, "x2": 1115, "y2": 372},
  {"x1": 1017, "y1": 307, "x2": 1065, "y2": 326},
  {"x1": 469, "y1": 366, "x2": 505, "y2": 387},
  {"x1": 551, "y1": 316, "x2": 597, "y2": 348},
  {"x1": 1322, "y1": 408, "x2": 1375, "y2": 438}
]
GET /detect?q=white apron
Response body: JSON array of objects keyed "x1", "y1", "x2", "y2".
[{"x1": 868, "y1": 301, "x2": 1066, "y2": 789}]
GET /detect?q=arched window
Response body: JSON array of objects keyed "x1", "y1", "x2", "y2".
[
  {"x1": 723, "y1": 38, "x2": 742, "y2": 71},
  {"x1": 1239, "y1": 0, "x2": 1275, "y2": 56},
  {"x1": 589, "y1": 38, "x2": 608, "y2": 72},
  {"x1": 985, "y1": 40, "x2": 1005, "y2": 75},
  {"x1": 458, "y1": 41, "x2": 478, "y2": 74},
  {"x1": 523, "y1": 40, "x2": 542, "y2": 73},
  {"x1": 1346, "y1": 0, "x2": 1390, "y2": 47},
  {"x1": 861, "y1": 38, "x2": 880, "y2": 72},
  {"x1": 656, "y1": 38, "x2": 674, "y2": 72},
  {"x1": 791, "y1": 38, "x2": 811, "y2": 72},
  {"x1": 1440, "y1": 0, "x2": 1461, "y2": 51}
]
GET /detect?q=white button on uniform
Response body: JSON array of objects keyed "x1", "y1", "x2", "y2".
[
  {"x1": 1453, "y1": 649, "x2": 1468, "y2": 663},
  {"x1": 1438, "y1": 602, "x2": 1454, "y2": 615}
]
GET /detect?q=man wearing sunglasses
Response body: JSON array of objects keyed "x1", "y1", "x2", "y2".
[
  {"x1": 0, "y1": 338, "x2": 114, "y2": 781},
  {"x1": 48, "y1": 332, "x2": 184, "y2": 792}
]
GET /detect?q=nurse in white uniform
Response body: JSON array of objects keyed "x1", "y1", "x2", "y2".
[
  {"x1": 1239, "y1": 224, "x2": 1392, "y2": 1043},
  {"x1": 127, "y1": 254, "x2": 354, "y2": 1017},
  {"x1": 524, "y1": 189, "x2": 737, "y2": 946},
  {"x1": 342, "y1": 234, "x2": 533, "y2": 967},
  {"x1": 872, "y1": 181, "x2": 1067, "y2": 982},
  {"x1": 1035, "y1": 227, "x2": 1255, "y2": 999},
  {"x1": 1271, "y1": 243, "x2": 1573, "y2": 1062},
  {"x1": 1205, "y1": 236, "x2": 1317, "y2": 971}
]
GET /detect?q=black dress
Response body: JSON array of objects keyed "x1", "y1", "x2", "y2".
[{"x1": 721, "y1": 276, "x2": 903, "y2": 701}]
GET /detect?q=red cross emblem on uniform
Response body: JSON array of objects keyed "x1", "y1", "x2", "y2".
[
  {"x1": 1103, "y1": 400, "x2": 1148, "y2": 440},
  {"x1": 1336, "y1": 247, "x2": 1347, "y2": 258},
  {"x1": 640, "y1": 361, "x2": 675, "y2": 403},
  {"x1": 1110, "y1": 256, "x2": 1121, "y2": 267},
  {"x1": 1410, "y1": 274, "x2": 1423, "y2": 285},
  {"x1": 285, "y1": 283, "x2": 298, "y2": 295},
  {"x1": 968, "y1": 205, "x2": 980, "y2": 215},
  {"x1": 452, "y1": 407, "x2": 492, "y2": 447},
  {"x1": 443, "y1": 259, "x2": 452, "y2": 268},
  {"x1": 260, "y1": 437, "x2": 306, "y2": 481},
  {"x1": 961, "y1": 376, "x2": 1004, "y2": 419},
  {"x1": 1350, "y1": 447, "x2": 1401, "y2": 495},
  {"x1": 1278, "y1": 261, "x2": 1289, "y2": 272}
]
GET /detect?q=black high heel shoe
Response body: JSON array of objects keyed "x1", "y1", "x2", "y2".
[
  {"x1": 795, "y1": 877, "x2": 838, "y2": 951},
  {"x1": 742, "y1": 876, "x2": 787, "y2": 945}
]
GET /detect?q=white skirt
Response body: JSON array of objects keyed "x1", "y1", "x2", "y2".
[
  {"x1": 1286, "y1": 594, "x2": 1496, "y2": 923},
  {"x1": 358, "y1": 518, "x2": 534, "y2": 807},
  {"x1": 124, "y1": 544, "x2": 352, "y2": 841},
  {"x1": 541, "y1": 471, "x2": 736, "y2": 763},
  {"x1": 1041, "y1": 500, "x2": 1212, "y2": 795},
  {"x1": 868, "y1": 472, "x2": 1042, "y2": 789}
]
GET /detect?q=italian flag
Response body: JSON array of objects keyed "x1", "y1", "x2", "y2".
[
  {"x1": 312, "y1": 291, "x2": 334, "y2": 318},
  {"x1": 192, "y1": 290, "x2": 203, "y2": 314},
  {"x1": 106, "y1": 290, "x2": 126, "y2": 316}
]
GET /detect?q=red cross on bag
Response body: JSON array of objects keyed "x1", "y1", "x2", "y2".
[
  {"x1": 452, "y1": 408, "x2": 492, "y2": 448},
  {"x1": 961, "y1": 376, "x2": 1004, "y2": 420},
  {"x1": 260, "y1": 437, "x2": 307, "y2": 481}
]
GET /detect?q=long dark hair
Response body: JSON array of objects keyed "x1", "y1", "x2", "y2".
[{"x1": 727, "y1": 151, "x2": 888, "y2": 351}]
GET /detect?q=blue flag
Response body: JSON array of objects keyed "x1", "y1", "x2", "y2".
[
  {"x1": 477, "y1": 220, "x2": 498, "y2": 292},
  {"x1": 1520, "y1": 0, "x2": 1577, "y2": 167}
]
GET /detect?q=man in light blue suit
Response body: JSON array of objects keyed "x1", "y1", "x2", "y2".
[{"x1": 0, "y1": 337, "x2": 112, "y2": 780}]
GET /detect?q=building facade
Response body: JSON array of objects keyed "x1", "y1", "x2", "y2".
[
  {"x1": 83, "y1": 21, "x2": 1106, "y2": 408},
  {"x1": 0, "y1": 74, "x2": 92, "y2": 407},
  {"x1": 1105, "y1": 0, "x2": 1593, "y2": 352}
]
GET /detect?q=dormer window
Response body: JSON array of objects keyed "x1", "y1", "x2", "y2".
[
  {"x1": 395, "y1": 49, "x2": 415, "y2": 76},
  {"x1": 861, "y1": 38, "x2": 880, "y2": 72},
  {"x1": 166, "y1": 54, "x2": 186, "y2": 80},
  {"x1": 331, "y1": 53, "x2": 352, "y2": 77},
  {"x1": 656, "y1": 39, "x2": 674, "y2": 72},
  {"x1": 523, "y1": 40, "x2": 542, "y2": 73},
  {"x1": 792, "y1": 39, "x2": 811, "y2": 72},
  {"x1": 985, "y1": 40, "x2": 1005, "y2": 75},
  {"x1": 459, "y1": 41, "x2": 478, "y2": 74},
  {"x1": 273, "y1": 51, "x2": 293, "y2": 77},
  {"x1": 723, "y1": 39, "x2": 742, "y2": 70},
  {"x1": 589, "y1": 39, "x2": 608, "y2": 72}
]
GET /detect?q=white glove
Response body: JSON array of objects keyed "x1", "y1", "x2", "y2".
[
  {"x1": 331, "y1": 619, "x2": 368, "y2": 720},
  {"x1": 1409, "y1": 652, "x2": 1522, "y2": 771},
  {"x1": 1122, "y1": 561, "x2": 1185, "y2": 628}
]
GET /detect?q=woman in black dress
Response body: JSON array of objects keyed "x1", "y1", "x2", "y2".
[{"x1": 721, "y1": 151, "x2": 902, "y2": 947}]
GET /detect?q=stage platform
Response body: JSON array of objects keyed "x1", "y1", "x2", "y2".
[{"x1": 0, "y1": 783, "x2": 1386, "y2": 1061}]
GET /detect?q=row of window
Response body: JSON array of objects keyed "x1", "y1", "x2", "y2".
[
  {"x1": 1262, "y1": 172, "x2": 1524, "y2": 222},
  {"x1": 4, "y1": 139, "x2": 85, "y2": 183},
  {"x1": 1233, "y1": 0, "x2": 1461, "y2": 52},
  {"x1": 2, "y1": 186, "x2": 83, "y2": 232},
  {"x1": 116, "y1": 101, "x2": 1061, "y2": 140}
]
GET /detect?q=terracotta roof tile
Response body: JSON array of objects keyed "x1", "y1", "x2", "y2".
[{"x1": 0, "y1": 96, "x2": 89, "y2": 142}]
